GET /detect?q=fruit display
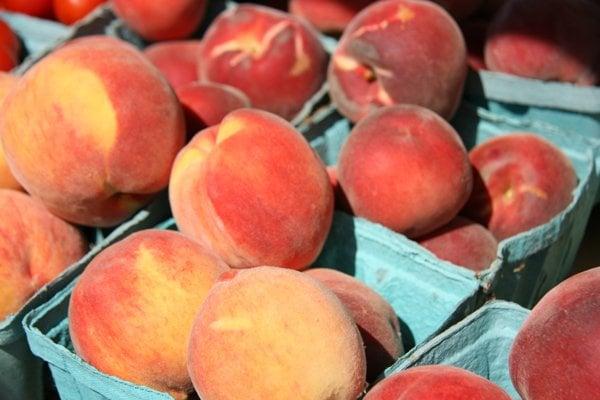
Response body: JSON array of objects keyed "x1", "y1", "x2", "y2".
[{"x1": 1, "y1": 1, "x2": 599, "y2": 399}]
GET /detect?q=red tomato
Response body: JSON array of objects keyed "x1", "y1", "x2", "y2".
[
  {"x1": 2, "y1": 0, "x2": 53, "y2": 18},
  {"x1": 0, "y1": 19, "x2": 20, "y2": 55},
  {"x1": 53, "y1": 0, "x2": 106, "y2": 25}
]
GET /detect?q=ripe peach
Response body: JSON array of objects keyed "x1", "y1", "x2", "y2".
[
  {"x1": 305, "y1": 268, "x2": 403, "y2": 382},
  {"x1": 0, "y1": 189, "x2": 87, "y2": 320},
  {"x1": 0, "y1": 72, "x2": 21, "y2": 190},
  {"x1": 485, "y1": 0, "x2": 600, "y2": 85},
  {"x1": 364, "y1": 365, "x2": 511, "y2": 399},
  {"x1": 69, "y1": 229, "x2": 229, "y2": 399},
  {"x1": 417, "y1": 216, "x2": 498, "y2": 271},
  {"x1": 463, "y1": 133, "x2": 577, "y2": 241},
  {"x1": 328, "y1": 0, "x2": 467, "y2": 122},
  {"x1": 112, "y1": 0, "x2": 207, "y2": 41},
  {"x1": 169, "y1": 108, "x2": 333, "y2": 270},
  {"x1": 199, "y1": 4, "x2": 327, "y2": 120},
  {"x1": 188, "y1": 266, "x2": 367, "y2": 400},
  {"x1": 175, "y1": 82, "x2": 251, "y2": 137},
  {"x1": 0, "y1": 36, "x2": 185, "y2": 227},
  {"x1": 510, "y1": 267, "x2": 600, "y2": 399},
  {"x1": 337, "y1": 105, "x2": 472, "y2": 238},
  {"x1": 143, "y1": 40, "x2": 203, "y2": 89},
  {"x1": 289, "y1": 0, "x2": 377, "y2": 33}
]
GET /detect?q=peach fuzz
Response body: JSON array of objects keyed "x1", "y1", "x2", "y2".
[
  {"x1": 509, "y1": 267, "x2": 600, "y2": 399},
  {"x1": 463, "y1": 133, "x2": 577, "y2": 241},
  {"x1": 305, "y1": 268, "x2": 403, "y2": 382},
  {"x1": 364, "y1": 365, "x2": 511, "y2": 399},
  {"x1": 0, "y1": 72, "x2": 21, "y2": 190},
  {"x1": 337, "y1": 105, "x2": 473, "y2": 238},
  {"x1": 0, "y1": 189, "x2": 87, "y2": 320},
  {"x1": 175, "y1": 82, "x2": 251, "y2": 137},
  {"x1": 187, "y1": 266, "x2": 367, "y2": 400},
  {"x1": 68, "y1": 229, "x2": 229, "y2": 399},
  {"x1": 418, "y1": 216, "x2": 498, "y2": 271},
  {"x1": 169, "y1": 108, "x2": 333, "y2": 270},
  {"x1": 199, "y1": 4, "x2": 327, "y2": 120},
  {"x1": 112, "y1": 0, "x2": 207, "y2": 41},
  {"x1": 143, "y1": 40, "x2": 203, "y2": 90},
  {"x1": 0, "y1": 36, "x2": 185, "y2": 227},
  {"x1": 328, "y1": 0, "x2": 467, "y2": 123},
  {"x1": 485, "y1": 0, "x2": 600, "y2": 85},
  {"x1": 289, "y1": 0, "x2": 378, "y2": 33}
]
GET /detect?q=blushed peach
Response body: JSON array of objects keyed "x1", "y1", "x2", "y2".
[
  {"x1": 169, "y1": 108, "x2": 333, "y2": 270},
  {"x1": 328, "y1": 0, "x2": 467, "y2": 122},
  {"x1": 0, "y1": 36, "x2": 185, "y2": 227},
  {"x1": 485, "y1": 0, "x2": 600, "y2": 85},
  {"x1": 338, "y1": 105, "x2": 472, "y2": 238},
  {"x1": 188, "y1": 266, "x2": 367, "y2": 400},
  {"x1": 0, "y1": 189, "x2": 87, "y2": 320},
  {"x1": 306, "y1": 268, "x2": 403, "y2": 382},
  {"x1": 417, "y1": 216, "x2": 498, "y2": 271},
  {"x1": 199, "y1": 4, "x2": 327, "y2": 120},
  {"x1": 463, "y1": 133, "x2": 577, "y2": 241},
  {"x1": 69, "y1": 229, "x2": 229, "y2": 399},
  {"x1": 510, "y1": 267, "x2": 600, "y2": 399},
  {"x1": 112, "y1": 0, "x2": 207, "y2": 41},
  {"x1": 364, "y1": 365, "x2": 511, "y2": 399},
  {"x1": 175, "y1": 82, "x2": 251, "y2": 137},
  {"x1": 143, "y1": 40, "x2": 203, "y2": 90}
]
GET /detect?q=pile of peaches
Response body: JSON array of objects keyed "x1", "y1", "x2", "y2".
[{"x1": 0, "y1": 0, "x2": 598, "y2": 399}]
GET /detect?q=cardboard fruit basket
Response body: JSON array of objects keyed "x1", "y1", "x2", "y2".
[
  {"x1": 23, "y1": 214, "x2": 481, "y2": 400},
  {"x1": 464, "y1": 70, "x2": 600, "y2": 202},
  {"x1": 388, "y1": 300, "x2": 529, "y2": 399},
  {"x1": 311, "y1": 100, "x2": 598, "y2": 308}
]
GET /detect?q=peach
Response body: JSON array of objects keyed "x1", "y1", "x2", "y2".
[
  {"x1": 0, "y1": 72, "x2": 21, "y2": 190},
  {"x1": 418, "y1": 216, "x2": 498, "y2": 271},
  {"x1": 69, "y1": 229, "x2": 229, "y2": 399},
  {"x1": 0, "y1": 189, "x2": 87, "y2": 320},
  {"x1": 289, "y1": 0, "x2": 377, "y2": 33},
  {"x1": 433, "y1": 0, "x2": 485, "y2": 20},
  {"x1": 337, "y1": 105, "x2": 473, "y2": 238},
  {"x1": 188, "y1": 266, "x2": 367, "y2": 400},
  {"x1": 485, "y1": 0, "x2": 600, "y2": 85},
  {"x1": 0, "y1": 36, "x2": 185, "y2": 227},
  {"x1": 510, "y1": 266, "x2": 600, "y2": 399},
  {"x1": 328, "y1": 0, "x2": 467, "y2": 123},
  {"x1": 364, "y1": 365, "x2": 511, "y2": 399},
  {"x1": 305, "y1": 268, "x2": 403, "y2": 382},
  {"x1": 463, "y1": 133, "x2": 577, "y2": 241},
  {"x1": 175, "y1": 82, "x2": 251, "y2": 137},
  {"x1": 112, "y1": 0, "x2": 207, "y2": 41},
  {"x1": 199, "y1": 4, "x2": 328, "y2": 120},
  {"x1": 143, "y1": 40, "x2": 203, "y2": 90},
  {"x1": 0, "y1": 45, "x2": 17, "y2": 72},
  {"x1": 169, "y1": 108, "x2": 333, "y2": 270}
]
